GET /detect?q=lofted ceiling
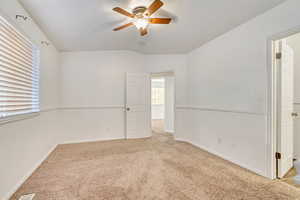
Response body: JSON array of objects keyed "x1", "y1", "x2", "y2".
[{"x1": 20, "y1": 0, "x2": 286, "y2": 54}]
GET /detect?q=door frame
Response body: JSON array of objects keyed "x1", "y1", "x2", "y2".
[
  {"x1": 267, "y1": 26, "x2": 300, "y2": 179},
  {"x1": 150, "y1": 71, "x2": 176, "y2": 135}
]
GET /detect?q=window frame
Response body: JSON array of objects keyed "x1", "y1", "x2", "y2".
[
  {"x1": 151, "y1": 78, "x2": 165, "y2": 105},
  {"x1": 0, "y1": 12, "x2": 40, "y2": 125}
]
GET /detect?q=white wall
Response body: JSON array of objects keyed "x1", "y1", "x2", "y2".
[
  {"x1": 185, "y1": 0, "x2": 300, "y2": 178},
  {"x1": 58, "y1": 51, "x2": 145, "y2": 143},
  {"x1": 287, "y1": 34, "x2": 300, "y2": 159},
  {"x1": 144, "y1": 55, "x2": 188, "y2": 105},
  {"x1": 0, "y1": 0, "x2": 60, "y2": 199},
  {"x1": 164, "y1": 76, "x2": 175, "y2": 133},
  {"x1": 59, "y1": 53, "x2": 187, "y2": 141}
]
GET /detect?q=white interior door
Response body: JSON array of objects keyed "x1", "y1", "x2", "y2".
[
  {"x1": 277, "y1": 39, "x2": 294, "y2": 178},
  {"x1": 126, "y1": 73, "x2": 151, "y2": 139}
]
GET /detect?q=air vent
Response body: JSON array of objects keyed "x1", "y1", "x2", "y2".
[{"x1": 18, "y1": 194, "x2": 35, "y2": 200}]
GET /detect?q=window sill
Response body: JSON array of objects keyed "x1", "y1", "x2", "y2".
[{"x1": 0, "y1": 112, "x2": 40, "y2": 126}]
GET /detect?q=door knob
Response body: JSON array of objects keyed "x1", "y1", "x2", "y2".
[
  {"x1": 292, "y1": 112, "x2": 298, "y2": 117},
  {"x1": 126, "y1": 108, "x2": 130, "y2": 111}
]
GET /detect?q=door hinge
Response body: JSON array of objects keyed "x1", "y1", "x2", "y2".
[
  {"x1": 275, "y1": 152, "x2": 281, "y2": 160},
  {"x1": 276, "y1": 52, "x2": 282, "y2": 59}
]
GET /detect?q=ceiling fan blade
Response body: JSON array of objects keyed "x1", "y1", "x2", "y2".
[
  {"x1": 112, "y1": 7, "x2": 134, "y2": 18},
  {"x1": 140, "y1": 28, "x2": 148, "y2": 36},
  {"x1": 145, "y1": 0, "x2": 164, "y2": 16},
  {"x1": 149, "y1": 18, "x2": 171, "y2": 24},
  {"x1": 113, "y1": 22, "x2": 134, "y2": 31}
]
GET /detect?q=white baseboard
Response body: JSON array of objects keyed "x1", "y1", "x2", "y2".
[
  {"x1": 175, "y1": 138, "x2": 266, "y2": 178},
  {"x1": 164, "y1": 129, "x2": 174, "y2": 133},
  {"x1": 4, "y1": 145, "x2": 58, "y2": 200},
  {"x1": 61, "y1": 137, "x2": 126, "y2": 145}
]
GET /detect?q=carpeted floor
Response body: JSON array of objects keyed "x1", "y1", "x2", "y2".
[{"x1": 11, "y1": 133, "x2": 300, "y2": 200}]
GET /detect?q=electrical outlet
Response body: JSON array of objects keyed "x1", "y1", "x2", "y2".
[{"x1": 19, "y1": 194, "x2": 35, "y2": 200}]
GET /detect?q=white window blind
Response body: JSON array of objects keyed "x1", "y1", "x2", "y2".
[{"x1": 0, "y1": 15, "x2": 39, "y2": 119}]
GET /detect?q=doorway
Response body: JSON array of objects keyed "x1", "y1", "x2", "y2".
[
  {"x1": 151, "y1": 72, "x2": 175, "y2": 136},
  {"x1": 270, "y1": 31, "x2": 300, "y2": 186}
]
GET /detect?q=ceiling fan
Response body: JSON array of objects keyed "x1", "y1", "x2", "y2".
[{"x1": 112, "y1": 0, "x2": 171, "y2": 36}]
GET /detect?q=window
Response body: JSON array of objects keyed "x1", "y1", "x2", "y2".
[
  {"x1": 151, "y1": 78, "x2": 165, "y2": 105},
  {"x1": 0, "y1": 15, "x2": 39, "y2": 120}
]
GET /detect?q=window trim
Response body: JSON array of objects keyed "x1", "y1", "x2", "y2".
[{"x1": 0, "y1": 112, "x2": 40, "y2": 125}]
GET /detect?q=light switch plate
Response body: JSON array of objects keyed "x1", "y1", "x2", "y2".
[{"x1": 18, "y1": 193, "x2": 35, "y2": 200}]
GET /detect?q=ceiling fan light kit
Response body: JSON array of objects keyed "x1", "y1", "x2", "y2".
[
  {"x1": 134, "y1": 17, "x2": 149, "y2": 30},
  {"x1": 112, "y1": 0, "x2": 171, "y2": 36}
]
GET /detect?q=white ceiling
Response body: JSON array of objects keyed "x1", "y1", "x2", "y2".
[{"x1": 20, "y1": 0, "x2": 286, "y2": 54}]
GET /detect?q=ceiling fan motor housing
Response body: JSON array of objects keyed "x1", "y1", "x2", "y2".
[{"x1": 132, "y1": 6, "x2": 147, "y2": 17}]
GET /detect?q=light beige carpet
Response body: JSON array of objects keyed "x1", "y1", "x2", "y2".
[{"x1": 11, "y1": 133, "x2": 300, "y2": 200}]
